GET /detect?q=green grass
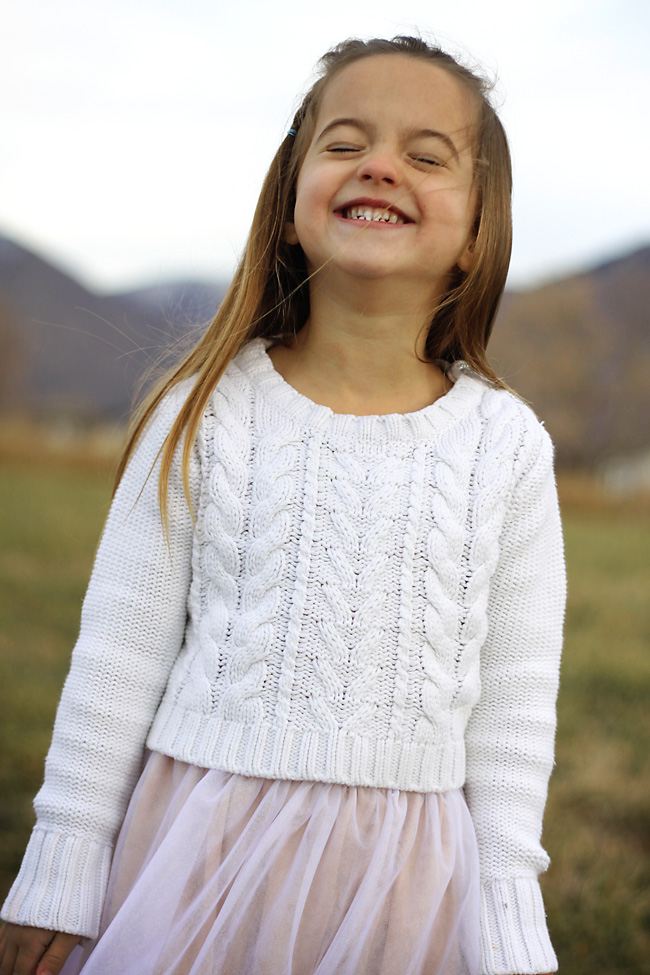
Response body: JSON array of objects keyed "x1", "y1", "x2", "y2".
[
  {"x1": 1, "y1": 459, "x2": 649, "y2": 973},
  {"x1": 0, "y1": 463, "x2": 111, "y2": 882},
  {"x1": 541, "y1": 513, "x2": 650, "y2": 974}
]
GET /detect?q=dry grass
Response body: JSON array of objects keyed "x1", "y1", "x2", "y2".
[
  {"x1": 0, "y1": 416, "x2": 126, "y2": 476},
  {"x1": 557, "y1": 471, "x2": 650, "y2": 515},
  {"x1": 0, "y1": 452, "x2": 649, "y2": 973}
]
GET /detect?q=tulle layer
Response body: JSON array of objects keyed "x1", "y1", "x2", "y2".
[{"x1": 62, "y1": 749, "x2": 480, "y2": 975}]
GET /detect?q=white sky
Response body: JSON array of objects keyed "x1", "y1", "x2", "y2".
[{"x1": 2, "y1": 0, "x2": 649, "y2": 292}]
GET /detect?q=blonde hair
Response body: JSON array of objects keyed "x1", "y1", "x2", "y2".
[{"x1": 114, "y1": 35, "x2": 513, "y2": 530}]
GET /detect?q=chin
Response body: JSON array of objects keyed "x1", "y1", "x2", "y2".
[
  {"x1": 318, "y1": 257, "x2": 403, "y2": 280},
  {"x1": 345, "y1": 265, "x2": 397, "y2": 280}
]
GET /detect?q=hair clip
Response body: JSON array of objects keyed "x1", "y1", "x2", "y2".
[{"x1": 287, "y1": 128, "x2": 297, "y2": 137}]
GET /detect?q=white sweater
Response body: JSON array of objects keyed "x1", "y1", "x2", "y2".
[{"x1": 2, "y1": 338, "x2": 565, "y2": 975}]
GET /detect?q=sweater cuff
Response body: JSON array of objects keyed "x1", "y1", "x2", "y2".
[
  {"x1": 0, "y1": 828, "x2": 112, "y2": 939},
  {"x1": 480, "y1": 877, "x2": 558, "y2": 974}
]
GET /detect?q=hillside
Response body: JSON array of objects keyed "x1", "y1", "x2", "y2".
[
  {"x1": 0, "y1": 233, "x2": 648, "y2": 467},
  {"x1": 0, "y1": 237, "x2": 227, "y2": 417},
  {"x1": 490, "y1": 246, "x2": 650, "y2": 466}
]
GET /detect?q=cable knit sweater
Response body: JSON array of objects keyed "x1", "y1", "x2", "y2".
[{"x1": 2, "y1": 337, "x2": 565, "y2": 975}]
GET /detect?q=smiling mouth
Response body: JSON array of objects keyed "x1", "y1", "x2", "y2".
[{"x1": 339, "y1": 205, "x2": 410, "y2": 225}]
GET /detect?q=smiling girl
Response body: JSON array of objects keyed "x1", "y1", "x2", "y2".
[{"x1": 0, "y1": 36, "x2": 564, "y2": 975}]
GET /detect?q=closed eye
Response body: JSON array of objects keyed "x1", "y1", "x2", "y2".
[
  {"x1": 327, "y1": 145, "x2": 362, "y2": 153},
  {"x1": 410, "y1": 155, "x2": 444, "y2": 167},
  {"x1": 326, "y1": 147, "x2": 444, "y2": 167}
]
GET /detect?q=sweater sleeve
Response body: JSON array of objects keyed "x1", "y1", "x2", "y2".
[
  {"x1": 463, "y1": 417, "x2": 566, "y2": 975},
  {"x1": 1, "y1": 384, "x2": 199, "y2": 938}
]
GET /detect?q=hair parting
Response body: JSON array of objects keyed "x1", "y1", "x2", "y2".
[{"x1": 113, "y1": 34, "x2": 514, "y2": 534}]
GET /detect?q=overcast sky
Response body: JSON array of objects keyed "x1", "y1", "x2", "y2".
[{"x1": 2, "y1": 0, "x2": 648, "y2": 293}]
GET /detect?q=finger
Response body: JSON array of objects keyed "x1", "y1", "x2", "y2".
[
  {"x1": 14, "y1": 933, "x2": 53, "y2": 975},
  {"x1": 12, "y1": 927, "x2": 55, "y2": 975},
  {"x1": 14, "y1": 943, "x2": 40, "y2": 975},
  {"x1": 36, "y1": 933, "x2": 81, "y2": 975},
  {"x1": 0, "y1": 943, "x2": 18, "y2": 975}
]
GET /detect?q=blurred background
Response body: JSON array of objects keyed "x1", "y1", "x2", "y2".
[{"x1": 1, "y1": 1, "x2": 649, "y2": 971}]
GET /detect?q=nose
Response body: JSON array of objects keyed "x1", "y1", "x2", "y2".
[{"x1": 357, "y1": 150, "x2": 401, "y2": 185}]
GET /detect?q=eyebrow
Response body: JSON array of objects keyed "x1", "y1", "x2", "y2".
[{"x1": 316, "y1": 117, "x2": 461, "y2": 163}]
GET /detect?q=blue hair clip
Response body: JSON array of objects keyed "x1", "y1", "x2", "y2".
[{"x1": 287, "y1": 128, "x2": 297, "y2": 137}]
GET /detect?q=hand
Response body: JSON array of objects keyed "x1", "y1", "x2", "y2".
[{"x1": 0, "y1": 922, "x2": 81, "y2": 975}]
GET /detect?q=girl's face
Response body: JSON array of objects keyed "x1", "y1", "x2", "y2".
[{"x1": 287, "y1": 54, "x2": 478, "y2": 297}]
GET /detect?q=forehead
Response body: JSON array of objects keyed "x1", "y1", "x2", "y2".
[{"x1": 314, "y1": 54, "x2": 476, "y2": 137}]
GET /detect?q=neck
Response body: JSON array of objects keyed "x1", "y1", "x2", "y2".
[{"x1": 270, "y1": 273, "x2": 452, "y2": 415}]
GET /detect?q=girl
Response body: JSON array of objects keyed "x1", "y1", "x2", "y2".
[{"x1": 0, "y1": 35, "x2": 564, "y2": 975}]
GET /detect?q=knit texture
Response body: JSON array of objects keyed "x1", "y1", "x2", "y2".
[{"x1": 2, "y1": 338, "x2": 565, "y2": 974}]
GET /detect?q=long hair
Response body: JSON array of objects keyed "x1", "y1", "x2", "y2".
[{"x1": 114, "y1": 35, "x2": 513, "y2": 531}]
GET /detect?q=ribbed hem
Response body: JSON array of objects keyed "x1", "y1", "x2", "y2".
[
  {"x1": 479, "y1": 877, "x2": 558, "y2": 974},
  {"x1": 0, "y1": 828, "x2": 112, "y2": 938},
  {"x1": 147, "y1": 707, "x2": 466, "y2": 793}
]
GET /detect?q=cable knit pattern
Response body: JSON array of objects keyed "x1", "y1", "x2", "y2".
[{"x1": 2, "y1": 338, "x2": 565, "y2": 975}]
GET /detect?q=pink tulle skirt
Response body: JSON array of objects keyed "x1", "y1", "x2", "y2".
[{"x1": 62, "y1": 749, "x2": 481, "y2": 975}]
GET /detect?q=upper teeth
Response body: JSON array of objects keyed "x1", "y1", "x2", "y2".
[{"x1": 343, "y1": 206, "x2": 403, "y2": 223}]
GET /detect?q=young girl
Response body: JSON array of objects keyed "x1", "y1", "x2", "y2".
[{"x1": 0, "y1": 35, "x2": 564, "y2": 975}]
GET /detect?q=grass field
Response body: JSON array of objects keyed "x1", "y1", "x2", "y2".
[{"x1": 1, "y1": 457, "x2": 649, "y2": 974}]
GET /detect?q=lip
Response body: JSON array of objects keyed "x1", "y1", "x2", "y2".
[{"x1": 334, "y1": 197, "x2": 414, "y2": 224}]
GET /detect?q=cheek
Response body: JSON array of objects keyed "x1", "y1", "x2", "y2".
[
  {"x1": 294, "y1": 168, "x2": 327, "y2": 222},
  {"x1": 430, "y1": 184, "x2": 477, "y2": 231},
  {"x1": 290, "y1": 194, "x2": 320, "y2": 265},
  {"x1": 466, "y1": 184, "x2": 479, "y2": 229},
  {"x1": 292, "y1": 173, "x2": 333, "y2": 255}
]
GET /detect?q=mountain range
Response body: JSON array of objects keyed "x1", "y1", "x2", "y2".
[
  {"x1": 0, "y1": 233, "x2": 648, "y2": 469},
  {"x1": 0, "y1": 236, "x2": 227, "y2": 418}
]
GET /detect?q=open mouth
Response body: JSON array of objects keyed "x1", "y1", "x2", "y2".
[{"x1": 338, "y1": 204, "x2": 411, "y2": 225}]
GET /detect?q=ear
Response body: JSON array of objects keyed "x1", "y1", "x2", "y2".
[
  {"x1": 284, "y1": 221, "x2": 300, "y2": 245},
  {"x1": 456, "y1": 236, "x2": 476, "y2": 273}
]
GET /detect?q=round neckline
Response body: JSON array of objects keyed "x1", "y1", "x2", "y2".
[
  {"x1": 263, "y1": 340, "x2": 461, "y2": 420},
  {"x1": 237, "y1": 337, "x2": 488, "y2": 444}
]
